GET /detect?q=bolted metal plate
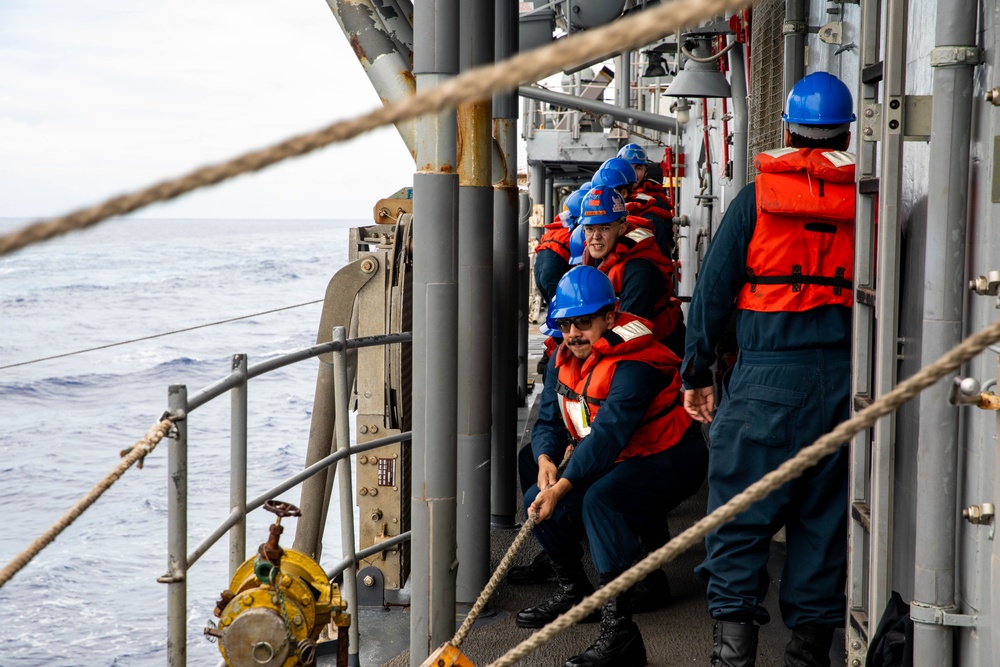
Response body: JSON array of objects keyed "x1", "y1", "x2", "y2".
[{"x1": 221, "y1": 608, "x2": 291, "y2": 667}]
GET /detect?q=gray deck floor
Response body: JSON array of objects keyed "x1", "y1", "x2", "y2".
[{"x1": 331, "y1": 334, "x2": 847, "y2": 667}]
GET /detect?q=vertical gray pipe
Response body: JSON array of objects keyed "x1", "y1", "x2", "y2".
[
  {"x1": 518, "y1": 192, "x2": 531, "y2": 404},
  {"x1": 783, "y1": 0, "x2": 806, "y2": 98},
  {"x1": 912, "y1": 4, "x2": 978, "y2": 666},
  {"x1": 491, "y1": 0, "x2": 519, "y2": 527},
  {"x1": 455, "y1": 0, "x2": 495, "y2": 606},
  {"x1": 229, "y1": 354, "x2": 248, "y2": 580},
  {"x1": 618, "y1": 50, "x2": 632, "y2": 110},
  {"x1": 727, "y1": 40, "x2": 749, "y2": 191},
  {"x1": 544, "y1": 176, "x2": 554, "y2": 230},
  {"x1": 166, "y1": 385, "x2": 187, "y2": 667},
  {"x1": 332, "y1": 327, "x2": 361, "y2": 666},
  {"x1": 410, "y1": 1, "x2": 459, "y2": 663}
]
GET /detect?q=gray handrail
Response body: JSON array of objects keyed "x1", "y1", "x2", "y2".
[
  {"x1": 186, "y1": 331, "x2": 412, "y2": 411},
  {"x1": 164, "y1": 328, "x2": 412, "y2": 667},
  {"x1": 186, "y1": 431, "x2": 411, "y2": 569},
  {"x1": 326, "y1": 531, "x2": 412, "y2": 579}
]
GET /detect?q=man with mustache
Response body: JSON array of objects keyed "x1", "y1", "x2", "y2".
[{"x1": 516, "y1": 265, "x2": 707, "y2": 667}]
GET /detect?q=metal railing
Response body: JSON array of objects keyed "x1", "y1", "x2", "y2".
[{"x1": 161, "y1": 326, "x2": 412, "y2": 667}]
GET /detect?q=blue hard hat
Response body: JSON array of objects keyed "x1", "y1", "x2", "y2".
[
  {"x1": 592, "y1": 165, "x2": 630, "y2": 190},
  {"x1": 564, "y1": 189, "x2": 586, "y2": 228},
  {"x1": 580, "y1": 187, "x2": 627, "y2": 226},
  {"x1": 540, "y1": 301, "x2": 563, "y2": 338},
  {"x1": 617, "y1": 143, "x2": 650, "y2": 165},
  {"x1": 782, "y1": 72, "x2": 856, "y2": 125},
  {"x1": 568, "y1": 224, "x2": 586, "y2": 266},
  {"x1": 551, "y1": 266, "x2": 619, "y2": 319},
  {"x1": 597, "y1": 157, "x2": 637, "y2": 186}
]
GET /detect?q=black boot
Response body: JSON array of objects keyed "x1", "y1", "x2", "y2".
[
  {"x1": 784, "y1": 623, "x2": 835, "y2": 667},
  {"x1": 506, "y1": 550, "x2": 555, "y2": 585},
  {"x1": 631, "y1": 568, "x2": 671, "y2": 613},
  {"x1": 711, "y1": 620, "x2": 759, "y2": 667},
  {"x1": 564, "y1": 589, "x2": 647, "y2": 667},
  {"x1": 515, "y1": 558, "x2": 599, "y2": 628}
]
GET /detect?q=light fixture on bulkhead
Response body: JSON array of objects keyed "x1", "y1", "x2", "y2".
[{"x1": 663, "y1": 34, "x2": 732, "y2": 99}]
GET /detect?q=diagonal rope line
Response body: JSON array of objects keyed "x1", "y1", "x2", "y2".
[
  {"x1": 484, "y1": 316, "x2": 1000, "y2": 666},
  {"x1": 0, "y1": 299, "x2": 324, "y2": 371},
  {"x1": 451, "y1": 452, "x2": 573, "y2": 648},
  {"x1": 0, "y1": 0, "x2": 755, "y2": 257},
  {"x1": 0, "y1": 418, "x2": 175, "y2": 590}
]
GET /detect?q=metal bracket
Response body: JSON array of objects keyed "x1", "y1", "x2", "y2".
[
  {"x1": 356, "y1": 566, "x2": 386, "y2": 608},
  {"x1": 903, "y1": 95, "x2": 932, "y2": 142},
  {"x1": 783, "y1": 20, "x2": 807, "y2": 35},
  {"x1": 930, "y1": 46, "x2": 982, "y2": 68},
  {"x1": 861, "y1": 102, "x2": 881, "y2": 142},
  {"x1": 819, "y1": 21, "x2": 843, "y2": 45},
  {"x1": 910, "y1": 601, "x2": 978, "y2": 627}
]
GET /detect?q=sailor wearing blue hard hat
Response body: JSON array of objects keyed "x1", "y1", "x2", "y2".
[
  {"x1": 518, "y1": 265, "x2": 707, "y2": 667},
  {"x1": 682, "y1": 70, "x2": 856, "y2": 667}
]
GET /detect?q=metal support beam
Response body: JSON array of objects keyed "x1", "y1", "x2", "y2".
[
  {"x1": 166, "y1": 385, "x2": 187, "y2": 667},
  {"x1": 410, "y1": 1, "x2": 459, "y2": 663},
  {"x1": 333, "y1": 326, "x2": 361, "y2": 666},
  {"x1": 913, "y1": 2, "x2": 978, "y2": 665},
  {"x1": 783, "y1": 0, "x2": 806, "y2": 99},
  {"x1": 325, "y1": 0, "x2": 418, "y2": 158},
  {"x1": 518, "y1": 85, "x2": 679, "y2": 135},
  {"x1": 518, "y1": 192, "x2": 531, "y2": 404},
  {"x1": 456, "y1": 0, "x2": 495, "y2": 607},
  {"x1": 229, "y1": 354, "x2": 248, "y2": 581},
  {"x1": 491, "y1": 0, "x2": 519, "y2": 528},
  {"x1": 727, "y1": 40, "x2": 748, "y2": 192}
]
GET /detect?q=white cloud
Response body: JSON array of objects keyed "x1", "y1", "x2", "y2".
[{"x1": 0, "y1": 0, "x2": 416, "y2": 220}]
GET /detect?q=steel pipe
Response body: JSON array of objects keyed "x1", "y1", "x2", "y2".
[
  {"x1": 456, "y1": 0, "x2": 495, "y2": 607},
  {"x1": 518, "y1": 84, "x2": 679, "y2": 135},
  {"x1": 166, "y1": 385, "x2": 188, "y2": 667},
  {"x1": 913, "y1": 2, "x2": 978, "y2": 665},
  {"x1": 229, "y1": 354, "x2": 248, "y2": 580},
  {"x1": 411, "y1": 1, "x2": 460, "y2": 662}
]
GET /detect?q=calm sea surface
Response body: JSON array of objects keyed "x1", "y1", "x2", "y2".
[{"x1": 0, "y1": 218, "x2": 358, "y2": 666}]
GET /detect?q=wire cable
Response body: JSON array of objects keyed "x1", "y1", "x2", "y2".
[{"x1": 0, "y1": 299, "x2": 324, "y2": 371}]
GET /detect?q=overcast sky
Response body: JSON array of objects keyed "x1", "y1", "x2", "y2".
[{"x1": 0, "y1": 0, "x2": 418, "y2": 220}]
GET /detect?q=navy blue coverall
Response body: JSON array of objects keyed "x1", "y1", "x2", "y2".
[
  {"x1": 682, "y1": 183, "x2": 851, "y2": 628},
  {"x1": 534, "y1": 249, "x2": 569, "y2": 304},
  {"x1": 525, "y1": 353, "x2": 707, "y2": 576}
]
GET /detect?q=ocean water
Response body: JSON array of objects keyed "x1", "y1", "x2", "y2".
[{"x1": 0, "y1": 218, "x2": 359, "y2": 666}]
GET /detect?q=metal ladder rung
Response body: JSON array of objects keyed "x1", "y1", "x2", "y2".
[
  {"x1": 853, "y1": 394, "x2": 874, "y2": 411},
  {"x1": 862, "y1": 61, "x2": 884, "y2": 85},
  {"x1": 859, "y1": 178, "x2": 880, "y2": 195},
  {"x1": 850, "y1": 608, "x2": 871, "y2": 642},
  {"x1": 856, "y1": 287, "x2": 876, "y2": 307},
  {"x1": 852, "y1": 501, "x2": 872, "y2": 533}
]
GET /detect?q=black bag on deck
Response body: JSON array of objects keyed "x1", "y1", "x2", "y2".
[{"x1": 865, "y1": 590, "x2": 913, "y2": 667}]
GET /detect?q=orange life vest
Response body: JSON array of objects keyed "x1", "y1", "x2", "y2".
[
  {"x1": 553, "y1": 312, "x2": 691, "y2": 460},
  {"x1": 536, "y1": 221, "x2": 572, "y2": 262},
  {"x1": 626, "y1": 180, "x2": 673, "y2": 220},
  {"x1": 736, "y1": 147, "x2": 856, "y2": 312},
  {"x1": 589, "y1": 223, "x2": 681, "y2": 341}
]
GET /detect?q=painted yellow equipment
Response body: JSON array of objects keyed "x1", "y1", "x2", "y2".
[
  {"x1": 419, "y1": 643, "x2": 477, "y2": 667},
  {"x1": 206, "y1": 500, "x2": 351, "y2": 667}
]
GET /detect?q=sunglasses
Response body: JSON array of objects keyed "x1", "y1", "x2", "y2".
[{"x1": 555, "y1": 314, "x2": 598, "y2": 333}]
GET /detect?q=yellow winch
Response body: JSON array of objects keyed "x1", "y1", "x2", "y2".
[{"x1": 206, "y1": 500, "x2": 350, "y2": 667}]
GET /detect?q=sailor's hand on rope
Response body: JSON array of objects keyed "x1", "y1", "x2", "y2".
[
  {"x1": 536, "y1": 454, "x2": 559, "y2": 490},
  {"x1": 684, "y1": 386, "x2": 716, "y2": 423},
  {"x1": 530, "y1": 478, "x2": 572, "y2": 523}
]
